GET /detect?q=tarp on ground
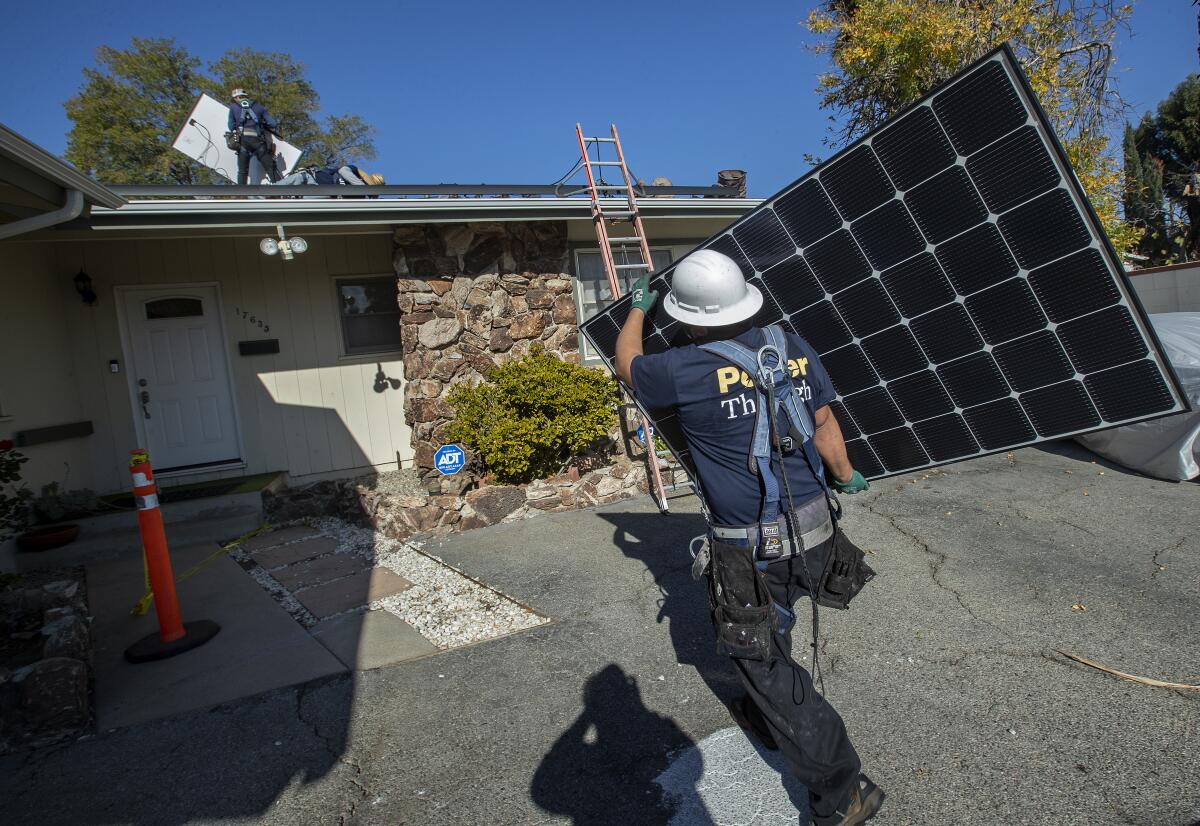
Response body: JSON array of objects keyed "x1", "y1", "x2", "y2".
[{"x1": 1077, "y1": 313, "x2": 1200, "y2": 481}]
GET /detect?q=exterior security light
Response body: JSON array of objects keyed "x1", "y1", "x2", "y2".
[
  {"x1": 73, "y1": 269, "x2": 97, "y2": 305},
  {"x1": 259, "y1": 225, "x2": 307, "y2": 261}
]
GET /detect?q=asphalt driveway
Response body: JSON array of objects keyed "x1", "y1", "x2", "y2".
[{"x1": 2, "y1": 443, "x2": 1197, "y2": 825}]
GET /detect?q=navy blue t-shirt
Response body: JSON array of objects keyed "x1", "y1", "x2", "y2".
[{"x1": 631, "y1": 327, "x2": 835, "y2": 526}]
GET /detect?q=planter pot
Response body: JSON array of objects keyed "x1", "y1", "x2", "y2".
[{"x1": 16, "y1": 524, "x2": 81, "y2": 553}]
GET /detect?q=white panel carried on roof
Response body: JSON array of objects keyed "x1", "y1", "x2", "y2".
[{"x1": 171, "y1": 93, "x2": 301, "y2": 183}]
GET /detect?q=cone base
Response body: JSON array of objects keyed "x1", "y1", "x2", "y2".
[{"x1": 125, "y1": 619, "x2": 221, "y2": 663}]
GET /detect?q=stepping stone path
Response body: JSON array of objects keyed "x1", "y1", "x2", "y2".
[
  {"x1": 239, "y1": 526, "x2": 421, "y2": 669},
  {"x1": 235, "y1": 521, "x2": 547, "y2": 670}
]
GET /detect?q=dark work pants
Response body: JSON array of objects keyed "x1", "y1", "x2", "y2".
[
  {"x1": 724, "y1": 540, "x2": 861, "y2": 822},
  {"x1": 236, "y1": 136, "x2": 280, "y2": 185}
]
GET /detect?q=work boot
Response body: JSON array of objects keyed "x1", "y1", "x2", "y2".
[
  {"x1": 813, "y1": 774, "x2": 885, "y2": 826},
  {"x1": 729, "y1": 694, "x2": 778, "y2": 750}
]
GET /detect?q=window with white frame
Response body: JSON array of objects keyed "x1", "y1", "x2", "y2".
[
  {"x1": 573, "y1": 247, "x2": 673, "y2": 363},
  {"x1": 336, "y1": 276, "x2": 402, "y2": 356}
]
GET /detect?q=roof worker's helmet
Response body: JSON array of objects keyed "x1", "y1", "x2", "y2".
[
  {"x1": 662, "y1": 249, "x2": 762, "y2": 327},
  {"x1": 231, "y1": 88, "x2": 249, "y2": 101},
  {"x1": 357, "y1": 171, "x2": 386, "y2": 185}
]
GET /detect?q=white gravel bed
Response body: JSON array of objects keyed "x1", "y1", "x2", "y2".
[{"x1": 307, "y1": 518, "x2": 548, "y2": 649}]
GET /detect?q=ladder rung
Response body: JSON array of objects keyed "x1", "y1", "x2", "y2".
[
  {"x1": 608, "y1": 236, "x2": 643, "y2": 243},
  {"x1": 590, "y1": 161, "x2": 624, "y2": 166},
  {"x1": 587, "y1": 137, "x2": 618, "y2": 143},
  {"x1": 601, "y1": 210, "x2": 634, "y2": 218},
  {"x1": 592, "y1": 185, "x2": 630, "y2": 190},
  {"x1": 615, "y1": 263, "x2": 651, "y2": 269}
]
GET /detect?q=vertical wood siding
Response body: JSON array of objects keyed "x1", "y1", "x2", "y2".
[{"x1": 0, "y1": 233, "x2": 411, "y2": 495}]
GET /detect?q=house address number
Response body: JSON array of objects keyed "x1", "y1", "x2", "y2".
[{"x1": 234, "y1": 307, "x2": 269, "y2": 334}]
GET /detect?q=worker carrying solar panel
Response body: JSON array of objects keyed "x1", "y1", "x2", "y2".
[
  {"x1": 226, "y1": 88, "x2": 282, "y2": 185},
  {"x1": 614, "y1": 249, "x2": 884, "y2": 826}
]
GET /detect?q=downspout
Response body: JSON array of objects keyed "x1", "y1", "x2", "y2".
[{"x1": 0, "y1": 189, "x2": 85, "y2": 241}]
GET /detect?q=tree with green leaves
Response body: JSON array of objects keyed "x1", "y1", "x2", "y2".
[
  {"x1": 1123, "y1": 120, "x2": 1177, "y2": 264},
  {"x1": 805, "y1": 0, "x2": 1139, "y2": 251},
  {"x1": 66, "y1": 38, "x2": 376, "y2": 185},
  {"x1": 65, "y1": 38, "x2": 212, "y2": 185},
  {"x1": 1131, "y1": 75, "x2": 1200, "y2": 262}
]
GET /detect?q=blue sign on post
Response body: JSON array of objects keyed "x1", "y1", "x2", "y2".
[
  {"x1": 635, "y1": 424, "x2": 654, "y2": 446},
  {"x1": 434, "y1": 444, "x2": 466, "y2": 476}
]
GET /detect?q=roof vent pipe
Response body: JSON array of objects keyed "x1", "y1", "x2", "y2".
[{"x1": 0, "y1": 189, "x2": 85, "y2": 241}]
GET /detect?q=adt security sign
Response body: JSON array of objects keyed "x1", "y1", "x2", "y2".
[
  {"x1": 636, "y1": 424, "x2": 654, "y2": 446},
  {"x1": 434, "y1": 444, "x2": 466, "y2": 476}
]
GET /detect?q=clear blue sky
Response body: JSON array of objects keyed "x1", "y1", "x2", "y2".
[{"x1": 0, "y1": 0, "x2": 1195, "y2": 197}]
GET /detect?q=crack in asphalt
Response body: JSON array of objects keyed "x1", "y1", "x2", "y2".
[
  {"x1": 293, "y1": 680, "x2": 369, "y2": 825},
  {"x1": 860, "y1": 493, "x2": 1011, "y2": 640},
  {"x1": 1150, "y1": 536, "x2": 1188, "y2": 578}
]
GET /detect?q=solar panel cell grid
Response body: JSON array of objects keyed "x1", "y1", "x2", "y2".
[
  {"x1": 904, "y1": 166, "x2": 987, "y2": 244},
  {"x1": 803, "y1": 230, "x2": 872, "y2": 293},
  {"x1": 852, "y1": 200, "x2": 927, "y2": 270},
  {"x1": 581, "y1": 46, "x2": 1186, "y2": 483},
  {"x1": 872, "y1": 106, "x2": 957, "y2": 191},
  {"x1": 820, "y1": 145, "x2": 894, "y2": 221},
  {"x1": 773, "y1": 180, "x2": 842, "y2": 248}
]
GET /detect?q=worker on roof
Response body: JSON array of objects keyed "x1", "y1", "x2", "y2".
[
  {"x1": 227, "y1": 88, "x2": 282, "y2": 185},
  {"x1": 615, "y1": 249, "x2": 883, "y2": 826},
  {"x1": 270, "y1": 165, "x2": 385, "y2": 187}
]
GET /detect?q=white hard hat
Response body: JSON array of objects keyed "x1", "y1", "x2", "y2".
[
  {"x1": 662, "y1": 249, "x2": 763, "y2": 327},
  {"x1": 231, "y1": 88, "x2": 248, "y2": 99}
]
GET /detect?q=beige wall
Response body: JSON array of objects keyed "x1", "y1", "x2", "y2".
[
  {"x1": 1129, "y1": 262, "x2": 1200, "y2": 314},
  {"x1": 0, "y1": 232, "x2": 412, "y2": 495}
]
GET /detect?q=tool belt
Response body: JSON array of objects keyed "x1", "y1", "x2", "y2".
[
  {"x1": 707, "y1": 538, "x2": 776, "y2": 662},
  {"x1": 709, "y1": 492, "x2": 833, "y2": 557},
  {"x1": 694, "y1": 492, "x2": 875, "y2": 612}
]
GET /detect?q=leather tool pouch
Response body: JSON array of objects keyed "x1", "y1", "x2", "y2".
[
  {"x1": 708, "y1": 539, "x2": 776, "y2": 661},
  {"x1": 224, "y1": 130, "x2": 240, "y2": 151},
  {"x1": 814, "y1": 528, "x2": 875, "y2": 610}
]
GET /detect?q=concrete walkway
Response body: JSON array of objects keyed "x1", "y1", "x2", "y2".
[
  {"x1": 87, "y1": 541, "x2": 346, "y2": 730},
  {"x1": 2, "y1": 444, "x2": 1198, "y2": 825}
]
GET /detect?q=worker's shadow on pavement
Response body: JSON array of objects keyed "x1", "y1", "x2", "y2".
[
  {"x1": 597, "y1": 509, "x2": 811, "y2": 820},
  {"x1": 531, "y1": 663, "x2": 705, "y2": 825},
  {"x1": 599, "y1": 509, "x2": 743, "y2": 707}
]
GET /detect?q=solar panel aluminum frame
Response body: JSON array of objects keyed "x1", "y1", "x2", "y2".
[{"x1": 581, "y1": 43, "x2": 1190, "y2": 485}]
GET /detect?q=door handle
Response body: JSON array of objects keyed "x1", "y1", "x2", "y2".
[{"x1": 139, "y1": 390, "x2": 151, "y2": 419}]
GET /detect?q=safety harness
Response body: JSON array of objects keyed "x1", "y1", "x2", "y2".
[
  {"x1": 698, "y1": 324, "x2": 831, "y2": 554},
  {"x1": 693, "y1": 324, "x2": 874, "y2": 674}
]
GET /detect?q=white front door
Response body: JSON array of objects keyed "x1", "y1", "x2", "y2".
[{"x1": 121, "y1": 286, "x2": 241, "y2": 471}]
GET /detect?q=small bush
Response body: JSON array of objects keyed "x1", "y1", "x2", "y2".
[{"x1": 446, "y1": 348, "x2": 619, "y2": 483}]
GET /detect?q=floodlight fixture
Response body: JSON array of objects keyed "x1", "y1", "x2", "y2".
[{"x1": 260, "y1": 224, "x2": 307, "y2": 261}]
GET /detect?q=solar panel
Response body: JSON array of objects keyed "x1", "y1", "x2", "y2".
[{"x1": 580, "y1": 44, "x2": 1189, "y2": 482}]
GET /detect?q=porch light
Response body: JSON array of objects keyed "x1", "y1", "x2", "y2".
[
  {"x1": 73, "y1": 270, "x2": 97, "y2": 305},
  {"x1": 259, "y1": 225, "x2": 307, "y2": 261}
]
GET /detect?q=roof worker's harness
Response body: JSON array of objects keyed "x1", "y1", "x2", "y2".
[{"x1": 691, "y1": 324, "x2": 874, "y2": 669}]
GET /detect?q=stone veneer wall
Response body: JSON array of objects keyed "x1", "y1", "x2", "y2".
[
  {"x1": 392, "y1": 220, "x2": 583, "y2": 493},
  {"x1": 256, "y1": 220, "x2": 656, "y2": 540}
]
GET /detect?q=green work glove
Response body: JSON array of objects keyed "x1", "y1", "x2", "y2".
[
  {"x1": 630, "y1": 276, "x2": 658, "y2": 314},
  {"x1": 832, "y1": 469, "x2": 869, "y2": 494}
]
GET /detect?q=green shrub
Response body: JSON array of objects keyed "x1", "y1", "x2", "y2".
[{"x1": 446, "y1": 348, "x2": 619, "y2": 483}]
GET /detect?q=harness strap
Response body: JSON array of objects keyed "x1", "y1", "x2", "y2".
[{"x1": 697, "y1": 324, "x2": 817, "y2": 527}]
